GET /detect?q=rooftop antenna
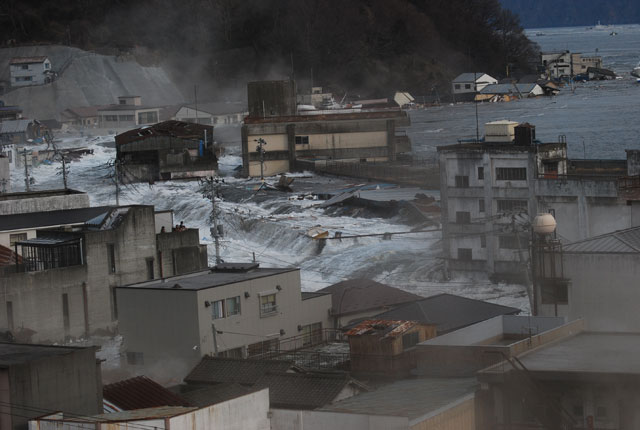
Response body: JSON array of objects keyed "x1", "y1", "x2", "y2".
[{"x1": 200, "y1": 176, "x2": 225, "y2": 265}]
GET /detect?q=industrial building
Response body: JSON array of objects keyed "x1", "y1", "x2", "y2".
[
  {"x1": 98, "y1": 95, "x2": 161, "y2": 129},
  {"x1": 438, "y1": 121, "x2": 640, "y2": 280},
  {"x1": 241, "y1": 80, "x2": 411, "y2": 177},
  {"x1": 0, "y1": 204, "x2": 207, "y2": 342},
  {"x1": 115, "y1": 120, "x2": 218, "y2": 182},
  {"x1": 116, "y1": 262, "x2": 332, "y2": 372}
]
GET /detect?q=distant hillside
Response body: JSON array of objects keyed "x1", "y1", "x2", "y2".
[
  {"x1": 0, "y1": 45, "x2": 184, "y2": 120},
  {"x1": 0, "y1": 0, "x2": 539, "y2": 99},
  {"x1": 500, "y1": 0, "x2": 640, "y2": 28}
]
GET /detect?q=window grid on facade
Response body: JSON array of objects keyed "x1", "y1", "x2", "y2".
[
  {"x1": 226, "y1": 296, "x2": 241, "y2": 316},
  {"x1": 260, "y1": 294, "x2": 277, "y2": 315},
  {"x1": 455, "y1": 211, "x2": 471, "y2": 224},
  {"x1": 455, "y1": 175, "x2": 469, "y2": 188},
  {"x1": 211, "y1": 300, "x2": 225, "y2": 319},
  {"x1": 9, "y1": 233, "x2": 27, "y2": 247},
  {"x1": 496, "y1": 199, "x2": 528, "y2": 214},
  {"x1": 295, "y1": 136, "x2": 309, "y2": 145},
  {"x1": 495, "y1": 167, "x2": 527, "y2": 181}
]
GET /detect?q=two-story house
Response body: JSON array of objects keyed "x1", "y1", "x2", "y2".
[{"x1": 9, "y1": 56, "x2": 53, "y2": 87}]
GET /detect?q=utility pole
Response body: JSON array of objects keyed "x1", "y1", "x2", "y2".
[
  {"x1": 200, "y1": 176, "x2": 224, "y2": 264},
  {"x1": 22, "y1": 149, "x2": 30, "y2": 192},
  {"x1": 254, "y1": 138, "x2": 267, "y2": 180},
  {"x1": 58, "y1": 155, "x2": 69, "y2": 189},
  {"x1": 211, "y1": 323, "x2": 219, "y2": 356}
]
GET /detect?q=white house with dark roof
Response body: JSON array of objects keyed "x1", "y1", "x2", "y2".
[
  {"x1": 451, "y1": 73, "x2": 497, "y2": 100},
  {"x1": 9, "y1": 56, "x2": 52, "y2": 87},
  {"x1": 174, "y1": 102, "x2": 248, "y2": 125}
]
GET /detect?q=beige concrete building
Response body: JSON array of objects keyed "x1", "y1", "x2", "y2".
[
  {"x1": 116, "y1": 263, "x2": 332, "y2": 371},
  {"x1": 98, "y1": 96, "x2": 160, "y2": 129}
]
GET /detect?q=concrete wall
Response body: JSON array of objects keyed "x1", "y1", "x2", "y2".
[
  {"x1": 563, "y1": 253, "x2": 640, "y2": 332},
  {"x1": 0, "y1": 156, "x2": 9, "y2": 193},
  {"x1": 410, "y1": 395, "x2": 475, "y2": 430},
  {"x1": 0, "y1": 190, "x2": 90, "y2": 215},
  {"x1": 10, "y1": 347, "x2": 102, "y2": 430},
  {"x1": 271, "y1": 409, "x2": 408, "y2": 430}
]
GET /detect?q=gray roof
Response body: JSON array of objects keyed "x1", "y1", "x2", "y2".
[
  {"x1": 0, "y1": 206, "x2": 114, "y2": 232},
  {"x1": 321, "y1": 377, "x2": 477, "y2": 420},
  {"x1": 502, "y1": 332, "x2": 640, "y2": 376},
  {"x1": 453, "y1": 73, "x2": 494, "y2": 83},
  {"x1": 0, "y1": 342, "x2": 90, "y2": 367},
  {"x1": 562, "y1": 226, "x2": 640, "y2": 254},
  {"x1": 176, "y1": 383, "x2": 254, "y2": 407},
  {"x1": 318, "y1": 279, "x2": 422, "y2": 316},
  {"x1": 254, "y1": 372, "x2": 356, "y2": 410},
  {"x1": 120, "y1": 266, "x2": 298, "y2": 291},
  {"x1": 0, "y1": 119, "x2": 32, "y2": 134},
  {"x1": 184, "y1": 356, "x2": 293, "y2": 385},
  {"x1": 371, "y1": 293, "x2": 520, "y2": 334},
  {"x1": 479, "y1": 83, "x2": 539, "y2": 95},
  {"x1": 182, "y1": 102, "x2": 247, "y2": 115}
]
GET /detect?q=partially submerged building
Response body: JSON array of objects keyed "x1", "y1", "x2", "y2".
[
  {"x1": 174, "y1": 101, "x2": 247, "y2": 125},
  {"x1": 241, "y1": 80, "x2": 411, "y2": 177},
  {"x1": 115, "y1": 120, "x2": 217, "y2": 182},
  {"x1": 116, "y1": 263, "x2": 332, "y2": 371},
  {"x1": 98, "y1": 96, "x2": 161, "y2": 129},
  {"x1": 451, "y1": 73, "x2": 498, "y2": 102},
  {"x1": 476, "y1": 83, "x2": 544, "y2": 102}
]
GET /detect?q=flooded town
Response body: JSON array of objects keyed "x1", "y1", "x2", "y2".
[{"x1": 0, "y1": 2, "x2": 640, "y2": 430}]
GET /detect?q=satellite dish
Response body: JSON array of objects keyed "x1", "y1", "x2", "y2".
[{"x1": 532, "y1": 213, "x2": 557, "y2": 235}]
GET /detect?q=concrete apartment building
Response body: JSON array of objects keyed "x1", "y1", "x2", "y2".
[
  {"x1": 9, "y1": 56, "x2": 53, "y2": 87},
  {"x1": 0, "y1": 342, "x2": 102, "y2": 430},
  {"x1": 98, "y1": 95, "x2": 161, "y2": 129},
  {"x1": 241, "y1": 80, "x2": 411, "y2": 177},
  {"x1": 117, "y1": 263, "x2": 332, "y2": 371},
  {"x1": 0, "y1": 204, "x2": 207, "y2": 342},
  {"x1": 438, "y1": 121, "x2": 640, "y2": 280},
  {"x1": 115, "y1": 120, "x2": 218, "y2": 182}
]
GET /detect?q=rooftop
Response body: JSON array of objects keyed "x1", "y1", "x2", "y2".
[
  {"x1": 321, "y1": 377, "x2": 477, "y2": 420},
  {"x1": 244, "y1": 109, "x2": 406, "y2": 124},
  {"x1": 175, "y1": 383, "x2": 253, "y2": 407},
  {"x1": 103, "y1": 376, "x2": 190, "y2": 411},
  {"x1": 184, "y1": 356, "x2": 294, "y2": 385},
  {"x1": 318, "y1": 279, "x2": 422, "y2": 316},
  {"x1": 119, "y1": 265, "x2": 298, "y2": 291},
  {"x1": 453, "y1": 72, "x2": 494, "y2": 82},
  {"x1": 562, "y1": 225, "x2": 640, "y2": 254},
  {"x1": 371, "y1": 293, "x2": 520, "y2": 334},
  {"x1": 0, "y1": 206, "x2": 114, "y2": 232},
  {"x1": 90, "y1": 406, "x2": 197, "y2": 421},
  {"x1": 254, "y1": 371, "x2": 361, "y2": 410},
  {"x1": 0, "y1": 119, "x2": 34, "y2": 134},
  {"x1": 10, "y1": 56, "x2": 48, "y2": 64},
  {"x1": 98, "y1": 104, "x2": 159, "y2": 112},
  {"x1": 182, "y1": 101, "x2": 247, "y2": 115},
  {"x1": 480, "y1": 83, "x2": 540, "y2": 95},
  {"x1": 0, "y1": 342, "x2": 91, "y2": 367},
  {"x1": 115, "y1": 120, "x2": 214, "y2": 146},
  {"x1": 0, "y1": 188, "x2": 85, "y2": 202},
  {"x1": 482, "y1": 332, "x2": 640, "y2": 378},
  {"x1": 346, "y1": 320, "x2": 420, "y2": 338}
]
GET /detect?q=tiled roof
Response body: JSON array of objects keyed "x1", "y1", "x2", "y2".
[
  {"x1": 318, "y1": 279, "x2": 422, "y2": 316},
  {"x1": 254, "y1": 372, "x2": 357, "y2": 410},
  {"x1": 103, "y1": 376, "x2": 190, "y2": 410},
  {"x1": 452, "y1": 72, "x2": 493, "y2": 82},
  {"x1": 371, "y1": 293, "x2": 520, "y2": 334},
  {"x1": 184, "y1": 356, "x2": 293, "y2": 385},
  {"x1": 177, "y1": 383, "x2": 253, "y2": 407},
  {"x1": 345, "y1": 320, "x2": 419, "y2": 338},
  {"x1": 562, "y1": 226, "x2": 640, "y2": 254}
]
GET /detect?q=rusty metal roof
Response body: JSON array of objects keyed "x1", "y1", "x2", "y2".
[
  {"x1": 103, "y1": 376, "x2": 190, "y2": 411},
  {"x1": 10, "y1": 56, "x2": 48, "y2": 64},
  {"x1": 115, "y1": 120, "x2": 213, "y2": 146},
  {"x1": 345, "y1": 319, "x2": 419, "y2": 338}
]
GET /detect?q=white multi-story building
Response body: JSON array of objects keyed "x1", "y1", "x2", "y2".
[
  {"x1": 438, "y1": 122, "x2": 640, "y2": 281},
  {"x1": 9, "y1": 56, "x2": 52, "y2": 87}
]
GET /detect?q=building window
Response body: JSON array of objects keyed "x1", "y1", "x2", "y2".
[
  {"x1": 541, "y1": 280, "x2": 569, "y2": 304},
  {"x1": 146, "y1": 258, "x2": 154, "y2": 280},
  {"x1": 301, "y1": 322, "x2": 323, "y2": 347},
  {"x1": 226, "y1": 296, "x2": 241, "y2": 316},
  {"x1": 402, "y1": 331, "x2": 420, "y2": 350},
  {"x1": 480, "y1": 235, "x2": 486, "y2": 248},
  {"x1": 9, "y1": 233, "x2": 27, "y2": 247},
  {"x1": 458, "y1": 248, "x2": 472, "y2": 261},
  {"x1": 44, "y1": 63, "x2": 50, "y2": 69},
  {"x1": 260, "y1": 294, "x2": 277, "y2": 316},
  {"x1": 478, "y1": 199, "x2": 485, "y2": 213},
  {"x1": 138, "y1": 111, "x2": 158, "y2": 124},
  {"x1": 498, "y1": 235, "x2": 524, "y2": 249},
  {"x1": 247, "y1": 338, "x2": 279, "y2": 357},
  {"x1": 454, "y1": 175, "x2": 469, "y2": 188},
  {"x1": 454, "y1": 84, "x2": 460, "y2": 90},
  {"x1": 105, "y1": 115, "x2": 118, "y2": 122},
  {"x1": 211, "y1": 300, "x2": 225, "y2": 319},
  {"x1": 496, "y1": 167, "x2": 527, "y2": 181},
  {"x1": 477, "y1": 166, "x2": 484, "y2": 180},
  {"x1": 119, "y1": 99, "x2": 127, "y2": 105},
  {"x1": 455, "y1": 211, "x2": 471, "y2": 224},
  {"x1": 15, "y1": 76, "x2": 33, "y2": 82},
  {"x1": 497, "y1": 199, "x2": 528, "y2": 214},
  {"x1": 126, "y1": 351, "x2": 144, "y2": 365},
  {"x1": 220, "y1": 347, "x2": 243, "y2": 358},
  {"x1": 21, "y1": 65, "x2": 29, "y2": 70},
  {"x1": 118, "y1": 115, "x2": 135, "y2": 121},
  {"x1": 465, "y1": 84, "x2": 471, "y2": 89},
  {"x1": 295, "y1": 136, "x2": 309, "y2": 145},
  {"x1": 62, "y1": 293, "x2": 70, "y2": 334},
  {"x1": 107, "y1": 244, "x2": 116, "y2": 273}
]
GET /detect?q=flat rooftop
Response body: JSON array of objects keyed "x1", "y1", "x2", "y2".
[
  {"x1": 0, "y1": 342, "x2": 90, "y2": 367},
  {"x1": 321, "y1": 377, "x2": 476, "y2": 420},
  {"x1": 0, "y1": 188, "x2": 85, "y2": 201},
  {"x1": 119, "y1": 266, "x2": 298, "y2": 291},
  {"x1": 0, "y1": 206, "x2": 114, "y2": 231}
]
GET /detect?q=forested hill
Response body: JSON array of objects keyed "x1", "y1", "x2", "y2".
[
  {"x1": 1, "y1": 0, "x2": 538, "y2": 98},
  {"x1": 500, "y1": 0, "x2": 640, "y2": 28}
]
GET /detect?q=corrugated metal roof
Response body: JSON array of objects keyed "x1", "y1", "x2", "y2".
[
  {"x1": 480, "y1": 83, "x2": 539, "y2": 95},
  {"x1": 103, "y1": 376, "x2": 190, "y2": 411},
  {"x1": 345, "y1": 319, "x2": 419, "y2": 338},
  {"x1": 184, "y1": 356, "x2": 293, "y2": 385},
  {"x1": 10, "y1": 56, "x2": 48, "y2": 64},
  {"x1": 0, "y1": 119, "x2": 32, "y2": 134},
  {"x1": 92, "y1": 406, "x2": 197, "y2": 421},
  {"x1": 563, "y1": 226, "x2": 640, "y2": 254}
]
